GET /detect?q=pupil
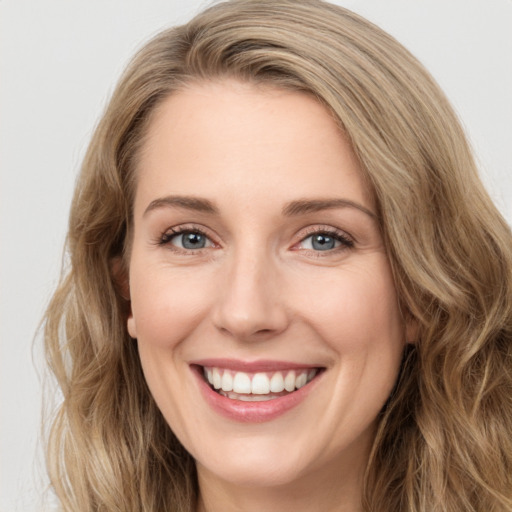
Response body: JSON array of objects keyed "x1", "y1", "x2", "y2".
[
  {"x1": 183, "y1": 232, "x2": 205, "y2": 249},
  {"x1": 312, "y1": 234, "x2": 335, "y2": 251}
]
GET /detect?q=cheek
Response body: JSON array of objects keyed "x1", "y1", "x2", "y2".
[
  {"x1": 303, "y1": 264, "x2": 405, "y2": 438},
  {"x1": 300, "y1": 261, "x2": 404, "y2": 354},
  {"x1": 128, "y1": 266, "x2": 217, "y2": 431},
  {"x1": 128, "y1": 265, "x2": 216, "y2": 348}
]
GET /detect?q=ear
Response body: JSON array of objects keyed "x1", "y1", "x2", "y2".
[
  {"x1": 111, "y1": 257, "x2": 137, "y2": 338},
  {"x1": 111, "y1": 257, "x2": 130, "y2": 300},
  {"x1": 127, "y1": 314, "x2": 137, "y2": 339}
]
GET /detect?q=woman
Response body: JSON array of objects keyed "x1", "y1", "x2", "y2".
[{"x1": 44, "y1": 0, "x2": 512, "y2": 510}]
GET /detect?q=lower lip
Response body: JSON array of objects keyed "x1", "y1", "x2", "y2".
[{"x1": 192, "y1": 366, "x2": 321, "y2": 423}]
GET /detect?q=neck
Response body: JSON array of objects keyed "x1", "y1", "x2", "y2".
[{"x1": 195, "y1": 453, "x2": 367, "y2": 512}]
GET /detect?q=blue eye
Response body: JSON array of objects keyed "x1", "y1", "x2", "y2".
[
  {"x1": 299, "y1": 231, "x2": 353, "y2": 251},
  {"x1": 176, "y1": 232, "x2": 207, "y2": 249},
  {"x1": 312, "y1": 233, "x2": 337, "y2": 250},
  {"x1": 161, "y1": 229, "x2": 213, "y2": 250}
]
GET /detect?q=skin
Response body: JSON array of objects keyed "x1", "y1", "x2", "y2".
[{"x1": 126, "y1": 80, "x2": 416, "y2": 512}]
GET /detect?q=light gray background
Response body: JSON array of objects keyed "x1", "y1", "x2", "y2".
[{"x1": 1, "y1": 1, "x2": 511, "y2": 510}]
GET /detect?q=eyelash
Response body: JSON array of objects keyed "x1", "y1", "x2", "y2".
[
  {"x1": 296, "y1": 226, "x2": 354, "y2": 254},
  {"x1": 157, "y1": 225, "x2": 354, "y2": 255},
  {"x1": 158, "y1": 225, "x2": 213, "y2": 253}
]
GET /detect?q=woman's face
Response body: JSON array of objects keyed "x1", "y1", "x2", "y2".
[{"x1": 127, "y1": 80, "x2": 414, "y2": 490}]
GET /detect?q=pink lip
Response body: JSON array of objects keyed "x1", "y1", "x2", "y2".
[
  {"x1": 190, "y1": 358, "x2": 320, "y2": 372},
  {"x1": 190, "y1": 362, "x2": 323, "y2": 423}
]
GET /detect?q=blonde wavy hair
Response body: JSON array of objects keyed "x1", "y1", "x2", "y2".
[{"x1": 44, "y1": 1, "x2": 512, "y2": 510}]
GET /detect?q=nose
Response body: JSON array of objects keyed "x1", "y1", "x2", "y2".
[{"x1": 212, "y1": 248, "x2": 289, "y2": 341}]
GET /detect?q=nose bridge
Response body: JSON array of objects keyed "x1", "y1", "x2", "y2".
[{"x1": 213, "y1": 242, "x2": 288, "y2": 339}]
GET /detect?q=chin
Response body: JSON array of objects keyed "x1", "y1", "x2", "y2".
[{"x1": 197, "y1": 453, "x2": 309, "y2": 488}]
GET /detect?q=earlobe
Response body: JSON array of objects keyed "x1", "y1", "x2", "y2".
[{"x1": 127, "y1": 315, "x2": 137, "y2": 339}]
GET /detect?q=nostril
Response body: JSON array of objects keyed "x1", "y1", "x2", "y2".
[
  {"x1": 254, "y1": 328, "x2": 273, "y2": 335},
  {"x1": 215, "y1": 324, "x2": 284, "y2": 342}
]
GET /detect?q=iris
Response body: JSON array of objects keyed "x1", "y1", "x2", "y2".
[{"x1": 311, "y1": 234, "x2": 336, "y2": 251}]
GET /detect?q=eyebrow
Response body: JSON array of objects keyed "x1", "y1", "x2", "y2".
[
  {"x1": 143, "y1": 195, "x2": 376, "y2": 219},
  {"x1": 144, "y1": 195, "x2": 219, "y2": 216},
  {"x1": 282, "y1": 198, "x2": 376, "y2": 219}
]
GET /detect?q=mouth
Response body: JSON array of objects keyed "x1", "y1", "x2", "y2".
[
  {"x1": 198, "y1": 365, "x2": 323, "y2": 402},
  {"x1": 190, "y1": 360, "x2": 326, "y2": 422}
]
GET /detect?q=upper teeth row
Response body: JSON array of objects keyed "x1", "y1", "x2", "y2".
[{"x1": 203, "y1": 367, "x2": 318, "y2": 395}]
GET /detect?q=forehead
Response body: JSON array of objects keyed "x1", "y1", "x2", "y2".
[{"x1": 134, "y1": 80, "x2": 373, "y2": 216}]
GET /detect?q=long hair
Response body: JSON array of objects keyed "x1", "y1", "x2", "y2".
[{"x1": 44, "y1": 1, "x2": 512, "y2": 510}]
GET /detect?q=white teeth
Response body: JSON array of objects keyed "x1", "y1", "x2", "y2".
[
  {"x1": 251, "y1": 373, "x2": 270, "y2": 394},
  {"x1": 269, "y1": 372, "x2": 285, "y2": 393},
  {"x1": 221, "y1": 371, "x2": 233, "y2": 392},
  {"x1": 203, "y1": 366, "x2": 320, "y2": 397},
  {"x1": 233, "y1": 372, "x2": 252, "y2": 394},
  {"x1": 284, "y1": 371, "x2": 296, "y2": 392},
  {"x1": 296, "y1": 372, "x2": 307, "y2": 389},
  {"x1": 212, "y1": 368, "x2": 222, "y2": 389}
]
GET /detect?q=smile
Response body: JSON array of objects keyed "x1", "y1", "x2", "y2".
[
  {"x1": 203, "y1": 367, "x2": 319, "y2": 401},
  {"x1": 191, "y1": 359, "x2": 325, "y2": 422}
]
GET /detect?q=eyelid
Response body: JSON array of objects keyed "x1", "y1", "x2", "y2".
[
  {"x1": 292, "y1": 225, "x2": 355, "y2": 252},
  {"x1": 155, "y1": 223, "x2": 354, "y2": 255},
  {"x1": 157, "y1": 223, "x2": 220, "y2": 253},
  {"x1": 297, "y1": 224, "x2": 354, "y2": 241}
]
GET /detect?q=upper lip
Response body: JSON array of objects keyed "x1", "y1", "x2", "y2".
[{"x1": 190, "y1": 358, "x2": 323, "y2": 372}]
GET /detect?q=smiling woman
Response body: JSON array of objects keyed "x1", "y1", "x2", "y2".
[
  {"x1": 127, "y1": 83, "x2": 410, "y2": 503},
  {"x1": 43, "y1": 1, "x2": 512, "y2": 511}
]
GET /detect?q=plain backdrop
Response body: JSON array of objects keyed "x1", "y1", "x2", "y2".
[{"x1": 1, "y1": 1, "x2": 511, "y2": 510}]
